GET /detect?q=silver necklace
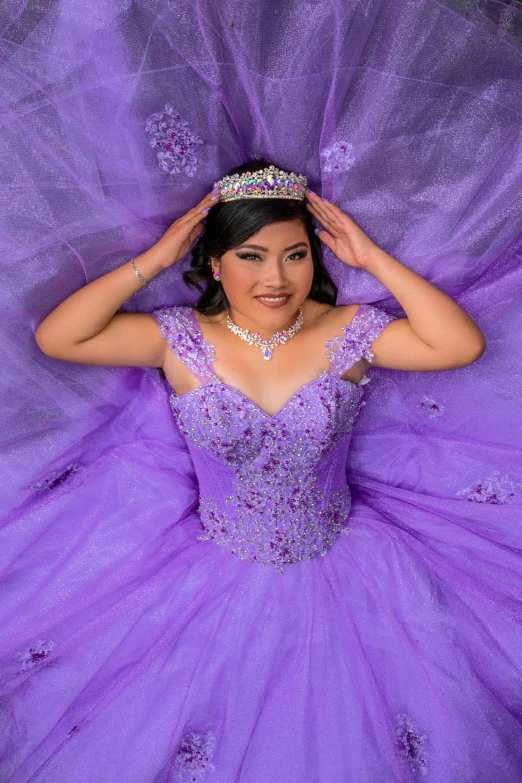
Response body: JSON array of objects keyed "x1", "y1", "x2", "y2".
[{"x1": 226, "y1": 306, "x2": 304, "y2": 360}]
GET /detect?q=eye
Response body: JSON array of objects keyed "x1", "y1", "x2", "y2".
[
  {"x1": 236, "y1": 251, "x2": 308, "y2": 262},
  {"x1": 237, "y1": 253, "x2": 262, "y2": 261}
]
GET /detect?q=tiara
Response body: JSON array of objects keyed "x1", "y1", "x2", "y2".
[{"x1": 213, "y1": 165, "x2": 307, "y2": 202}]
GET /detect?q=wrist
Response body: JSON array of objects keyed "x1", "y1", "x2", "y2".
[
  {"x1": 149, "y1": 239, "x2": 179, "y2": 270},
  {"x1": 363, "y1": 246, "x2": 396, "y2": 278},
  {"x1": 132, "y1": 247, "x2": 169, "y2": 282}
]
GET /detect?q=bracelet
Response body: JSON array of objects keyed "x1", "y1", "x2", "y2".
[{"x1": 130, "y1": 257, "x2": 148, "y2": 287}]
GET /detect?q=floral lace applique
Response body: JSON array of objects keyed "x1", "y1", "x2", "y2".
[
  {"x1": 152, "y1": 303, "x2": 395, "y2": 571},
  {"x1": 152, "y1": 306, "x2": 216, "y2": 385},
  {"x1": 180, "y1": 377, "x2": 361, "y2": 572},
  {"x1": 197, "y1": 479, "x2": 352, "y2": 575},
  {"x1": 17, "y1": 639, "x2": 55, "y2": 673},
  {"x1": 325, "y1": 303, "x2": 397, "y2": 379},
  {"x1": 171, "y1": 730, "x2": 217, "y2": 782},
  {"x1": 320, "y1": 140, "x2": 356, "y2": 172},
  {"x1": 456, "y1": 469, "x2": 522, "y2": 504},
  {"x1": 395, "y1": 712, "x2": 429, "y2": 775},
  {"x1": 145, "y1": 103, "x2": 204, "y2": 177},
  {"x1": 31, "y1": 462, "x2": 82, "y2": 491},
  {"x1": 419, "y1": 395, "x2": 446, "y2": 418}
]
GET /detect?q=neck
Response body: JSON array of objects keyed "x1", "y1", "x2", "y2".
[{"x1": 227, "y1": 306, "x2": 302, "y2": 338}]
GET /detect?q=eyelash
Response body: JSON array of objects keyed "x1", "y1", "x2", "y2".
[{"x1": 237, "y1": 251, "x2": 308, "y2": 262}]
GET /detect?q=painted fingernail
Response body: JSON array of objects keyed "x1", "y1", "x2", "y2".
[
  {"x1": 211, "y1": 194, "x2": 220, "y2": 200},
  {"x1": 314, "y1": 227, "x2": 321, "y2": 234},
  {"x1": 201, "y1": 207, "x2": 211, "y2": 213}
]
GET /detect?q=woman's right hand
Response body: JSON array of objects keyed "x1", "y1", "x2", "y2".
[{"x1": 153, "y1": 187, "x2": 221, "y2": 269}]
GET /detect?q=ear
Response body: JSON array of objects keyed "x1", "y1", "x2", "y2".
[{"x1": 209, "y1": 256, "x2": 221, "y2": 275}]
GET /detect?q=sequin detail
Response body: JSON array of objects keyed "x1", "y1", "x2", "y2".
[
  {"x1": 151, "y1": 303, "x2": 396, "y2": 570},
  {"x1": 395, "y1": 712, "x2": 429, "y2": 775},
  {"x1": 325, "y1": 304, "x2": 397, "y2": 377},
  {"x1": 31, "y1": 462, "x2": 82, "y2": 491},
  {"x1": 171, "y1": 730, "x2": 217, "y2": 782},
  {"x1": 419, "y1": 395, "x2": 446, "y2": 418},
  {"x1": 153, "y1": 306, "x2": 216, "y2": 383},
  {"x1": 174, "y1": 376, "x2": 363, "y2": 573},
  {"x1": 17, "y1": 639, "x2": 55, "y2": 673},
  {"x1": 456, "y1": 470, "x2": 522, "y2": 504},
  {"x1": 145, "y1": 103, "x2": 204, "y2": 177},
  {"x1": 320, "y1": 140, "x2": 356, "y2": 172},
  {"x1": 197, "y1": 479, "x2": 352, "y2": 575}
]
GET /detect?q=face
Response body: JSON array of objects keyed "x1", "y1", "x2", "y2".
[{"x1": 210, "y1": 219, "x2": 314, "y2": 327}]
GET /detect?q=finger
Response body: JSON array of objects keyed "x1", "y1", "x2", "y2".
[
  {"x1": 203, "y1": 187, "x2": 221, "y2": 203},
  {"x1": 306, "y1": 203, "x2": 342, "y2": 235},
  {"x1": 189, "y1": 222, "x2": 205, "y2": 245},
  {"x1": 306, "y1": 191, "x2": 348, "y2": 221},
  {"x1": 305, "y1": 198, "x2": 335, "y2": 225},
  {"x1": 183, "y1": 190, "x2": 220, "y2": 219},
  {"x1": 315, "y1": 228, "x2": 335, "y2": 248},
  {"x1": 177, "y1": 195, "x2": 218, "y2": 227}
]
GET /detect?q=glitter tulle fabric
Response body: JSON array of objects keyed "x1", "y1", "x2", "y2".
[{"x1": 2, "y1": 1, "x2": 522, "y2": 781}]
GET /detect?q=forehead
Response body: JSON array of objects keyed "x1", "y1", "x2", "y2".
[{"x1": 239, "y1": 220, "x2": 308, "y2": 248}]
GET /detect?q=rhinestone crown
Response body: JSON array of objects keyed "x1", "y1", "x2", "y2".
[{"x1": 214, "y1": 165, "x2": 307, "y2": 202}]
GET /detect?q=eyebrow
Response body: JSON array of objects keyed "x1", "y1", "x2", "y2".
[{"x1": 236, "y1": 242, "x2": 308, "y2": 252}]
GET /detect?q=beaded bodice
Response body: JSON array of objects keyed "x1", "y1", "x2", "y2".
[{"x1": 152, "y1": 304, "x2": 397, "y2": 574}]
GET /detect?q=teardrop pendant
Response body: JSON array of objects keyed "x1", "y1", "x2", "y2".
[{"x1": 225, "y1": 306, "x2": 304, "y2": 360}]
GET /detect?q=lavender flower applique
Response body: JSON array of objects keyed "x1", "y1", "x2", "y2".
[
  {"x1": 456, "y1": 469, "x2": 522, "y2": 504},
  {"x1": 145, "y1": 103, "x2": 204, "y2": 177},
  {"x1": 395, "y1": 712, "x2": 429, "y2": 775},
  {"x1": 17, "y1": 639, "x2": 56, "y2": 673},
  {"x1": 31, "y1": 462, "x2": 82, "y2": 491},
  {"x1": 170, "y1": 729, "x2": 217, "y2": 782},
  {"x1": 419, "y1": 395, "x2": 446, "y2": 419},
  {"x1": 320, "y1": 140, "x2": 355, "y2": 173}
]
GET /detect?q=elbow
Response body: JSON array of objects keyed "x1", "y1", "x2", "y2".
[
  {"x1": 34, "y1": 326, "x2": 56, "y2": 357},
  {"x1": 466, "y1": 336, "x2": 487, "y2": 365}
]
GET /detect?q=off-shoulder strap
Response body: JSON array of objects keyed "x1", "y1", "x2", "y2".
[
  {"x1": 325, "y1": 303, "x2": 398, "y2": 379},
  {"x1": 150, "y1": 305, "x2": 217, "y2": 384}
]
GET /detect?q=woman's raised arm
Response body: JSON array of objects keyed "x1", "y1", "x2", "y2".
[{"x1": 34, "y1": 187, "x2": 220, "y2": 367}]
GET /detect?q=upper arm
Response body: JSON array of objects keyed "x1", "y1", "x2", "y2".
[
  {"x1": 337, "y1": 304, "x2": 485, "y2": 373},
  {"x1": 360, "y1": 315, "x2": 486, "y2": 372},
  {"x1": 35, "y1": 312, "x2": 168, "y2": 368}
]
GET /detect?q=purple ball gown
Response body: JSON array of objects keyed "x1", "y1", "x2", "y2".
[
  {"x1": 2, "y1": 301, "x2": 521, "y2": 781},
  {"x1": 2, "y1": 0, "x2": 522, "y2": 780}
]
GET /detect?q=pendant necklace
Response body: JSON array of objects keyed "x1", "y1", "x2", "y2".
[{"x1": 225, "y1": 306, "x2": 304, "y2": 360}]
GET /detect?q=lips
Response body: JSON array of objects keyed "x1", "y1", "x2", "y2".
[{"x1": 255, "y1": 294, "x2": 291, "y2": 308}]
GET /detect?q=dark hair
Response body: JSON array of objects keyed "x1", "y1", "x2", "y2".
[{"x1": 183, "y1": 158, "x2": 338, "y2": 315}]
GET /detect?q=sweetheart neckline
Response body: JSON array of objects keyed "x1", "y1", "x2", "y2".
[
  {"x1": 159, "y1": 305, "x2": 370, "y2": 419},
  {"x1": 167, "y1": 372, "x2": 365, "y2": 420}
]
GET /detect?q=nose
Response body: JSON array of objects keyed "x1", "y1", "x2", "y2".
[{"x1": 261, "y1": 258, "x2": 288, "y2": 288}]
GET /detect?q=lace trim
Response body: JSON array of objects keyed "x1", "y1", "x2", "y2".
[
  {"x1": 151, "y1": 305, "x2": 216, "y2": 383},
  {"x1": 153, "y1": 303, "x2": 397, "y2": 388},
  {"x1": 325, "y1": 304, "x2": 397, "y2": 378}
]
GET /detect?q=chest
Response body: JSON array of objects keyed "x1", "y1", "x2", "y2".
[
  {"x1": 167, "y1": 372, "x2": 365, "y2": 471},
  {"x1": 162, "y1": 343, "x2": 368, "y2": 418}
]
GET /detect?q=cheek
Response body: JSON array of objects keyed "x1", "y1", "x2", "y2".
[
  {"x1": 224, "y1": 263, "x2": 261, "y2": 290},
  {"x1": 289, "y1": 261, "x2": 314, "y2": 288}
]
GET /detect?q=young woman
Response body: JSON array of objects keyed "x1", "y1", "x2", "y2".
[{"x1": 19, "y1": 159, "x2": 496, "y2": 781}]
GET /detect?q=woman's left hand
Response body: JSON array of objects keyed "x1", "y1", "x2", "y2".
[{"x1": 305, "y1": 190, "x2": 379, "y2": 269}]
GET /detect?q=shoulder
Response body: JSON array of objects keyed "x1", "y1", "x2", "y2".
[
  {"x1": 333, "y1": 303, "x2": 398, "y2": 335},
  {"x1": 149, "y1": 304, "x2": 196, "y2": 343}
]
